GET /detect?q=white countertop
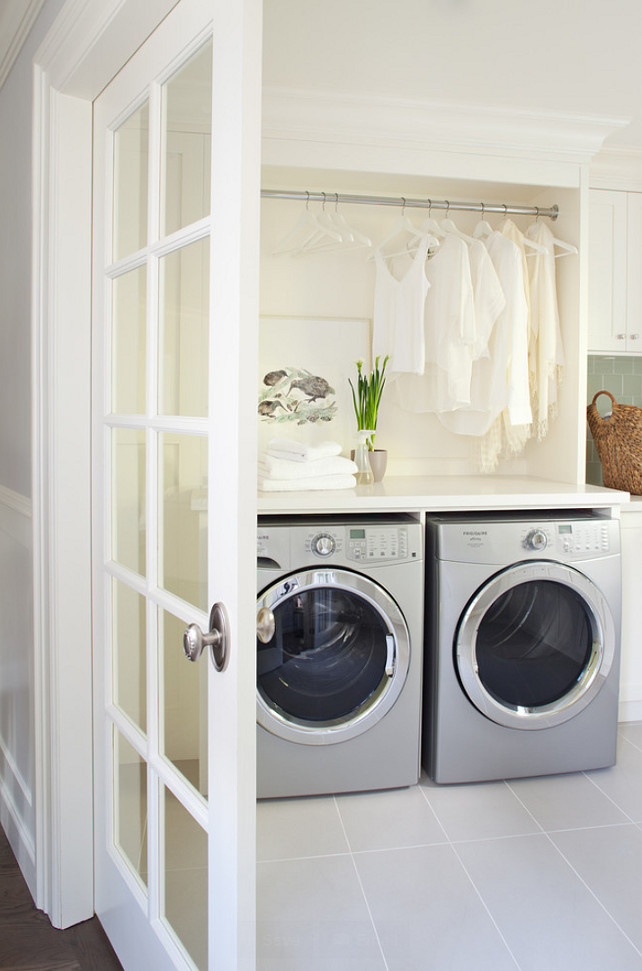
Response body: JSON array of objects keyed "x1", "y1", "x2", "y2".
[{"x1": 258, "y1": 475, "x2": 630, "y2": 515}]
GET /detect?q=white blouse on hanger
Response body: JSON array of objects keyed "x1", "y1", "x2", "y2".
[
  {"x1": 372, "y1": 235, "x2": 431, "y2": 376},
  {"x1": 439, "y1": 230, "x2": 529, "y2": 439},
  {"x1": 394, "y1": 233, "x2": 476, "y2": 413}
]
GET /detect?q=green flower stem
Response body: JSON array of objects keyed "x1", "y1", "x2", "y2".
[{"x1": 348, "y1": 354, "x2": 389, "y2": 450}]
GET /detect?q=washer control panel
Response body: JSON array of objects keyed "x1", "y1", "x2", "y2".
[{"x1": 305, "y1": 524, "x2": 416, "y2": 563}]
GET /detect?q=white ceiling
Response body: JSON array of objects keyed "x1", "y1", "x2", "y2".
[{"x1": 262, "y1": 0, "x2": 642, "y2": 152}]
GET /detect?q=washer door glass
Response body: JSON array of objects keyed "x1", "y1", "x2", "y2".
[
  {"x1": 257, "y1": 569, "x2": 410, "y2": 744},
  {"x1": 456, "y1": 561, "x2": 615, "y2": 730}
]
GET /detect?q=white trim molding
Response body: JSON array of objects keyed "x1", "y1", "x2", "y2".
[
  {"x1": 0, "y1": 0, "x2": 46, "y2": 90},
  {"x1": 263, "y1": 85, "x2": 630, "y2": 168},
  {"x1": 590, "y1": 147, "x2": 642, "y2": 191},
  {"x1": 31, "y1": 0, "x2": 179, "y2": 929}
]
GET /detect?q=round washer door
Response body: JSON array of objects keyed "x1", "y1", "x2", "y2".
[
  {"x1": 256, "y1": 568, "x2": 410, "y2": 744},
  {"x1": 455, "y1": 560, "x2": 615, "y2": 730}
]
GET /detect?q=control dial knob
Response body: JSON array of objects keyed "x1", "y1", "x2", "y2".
[
  {"x1": 312, "y1": 532, "x2": 336, "y2": 557},
  {"x1": 525, "y1": 528, "x2": 548, "y2": 552}
]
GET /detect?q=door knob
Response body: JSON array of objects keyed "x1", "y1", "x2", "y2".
[
  {"x1": 184, "y1": 602, "x2": 229, "y2": 671},
  {"x1": 256, "y1": 607, "x2": 275, "y2": 643}
]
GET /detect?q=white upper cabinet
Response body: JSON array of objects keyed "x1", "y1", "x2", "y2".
[{"x1": 588, "y1": 188, "x2": 642, "y2": 354}]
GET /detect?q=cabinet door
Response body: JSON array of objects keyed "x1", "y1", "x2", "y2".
[
  {"x1": 626, "y1": 193, "x2": 642, "y2": 352},
  {"x1": 588, "y1": 189, "x2": 628, "y2": 354}
]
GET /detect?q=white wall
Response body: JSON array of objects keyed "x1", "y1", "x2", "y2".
[{"x1": 0, "y1": 0, "x2": 65, "y2": 895}]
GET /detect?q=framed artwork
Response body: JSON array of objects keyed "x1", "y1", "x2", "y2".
[{"x1": 257, "y1": 316, "x2": 371, "y2": 454}]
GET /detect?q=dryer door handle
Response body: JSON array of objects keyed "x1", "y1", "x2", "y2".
[{"x1": 385, "y1": 634, "x2": 396, "y2": 677}]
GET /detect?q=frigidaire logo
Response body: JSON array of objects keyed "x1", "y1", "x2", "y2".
[{"x1": 463, "y1": 530, "x2": 487, "y2": 536}]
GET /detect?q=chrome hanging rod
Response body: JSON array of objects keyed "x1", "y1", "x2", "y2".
[{"x1": 260, "y1": 188, "x2": 559, "y2": 221}]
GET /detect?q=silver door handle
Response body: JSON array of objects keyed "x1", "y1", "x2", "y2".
[
  {"x1": 385, "y1": 634, "x2": 395, "y2": 677},
  {"x1": 257, "y1": 607, "x2": 275, "y2": 643},
  {"x1": 184, "y1": 602, "x2": 229, "y2": 671}
]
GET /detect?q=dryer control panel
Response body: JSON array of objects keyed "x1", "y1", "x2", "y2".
[
  {"x1": 519, "y1": 521, "x2": 612, "y2": 556},
  {"x1": 432, "y1": 513, "x2": 619, "y2": 565}
]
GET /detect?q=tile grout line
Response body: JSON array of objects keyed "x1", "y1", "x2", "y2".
[
  {"x1": 507, "y1": 776, "x2": 642, "y2": 961},
  {"x1": 333, "y1": 795, "x2": 391, "y2": 971},
  {"x1": 542, "y1": 830, "x2": 642, "y2": 961},
  {"x1": 419, "y1": 780, "x2": 523, "y2": 970},
  {"x1": 447, "y1": 839, "x2": 523, "y2": 971}
]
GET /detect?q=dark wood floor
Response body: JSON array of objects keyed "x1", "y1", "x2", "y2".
[{"x1": 0, "y1": 825, "x2": 122, "y2": 970}]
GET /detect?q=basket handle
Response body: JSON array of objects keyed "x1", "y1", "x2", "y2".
[{"x1": 591, "y1": 390, "x2": 617, "y2": 408}]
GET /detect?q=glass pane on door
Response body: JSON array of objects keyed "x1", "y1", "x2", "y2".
[
  {"x1": 113, "y1": 101, "x2": 149, "y2": 261},
  {"x1": 114, "y1": 729, "x2": 148, "y2": 888},
  {"x1": 112, "y1": 429, "x2": 146, "y2": 576},
  {"x1": 161, "y1": 40, "x2": 213, "y2": 238},
  {"x1": 161, "y1": 608, "x2": 207, "y2": 793},
  {"x1": 163, "y1": 787, "x2": 208, "y2": 969},
  {"x1": 160, "y1": 432, "x2": 208, "y2": 610},
  {"x1": 112, "y1": 267, "x2": 147, "y2": 415},
  {"x1": 159, "y1": 237, "x2": 209, "y2": 417},
  {"x1": 113, "y1": 579, "x2": 147, "y2": 733}
]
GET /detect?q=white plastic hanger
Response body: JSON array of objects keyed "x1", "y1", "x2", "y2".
[
  {"x1": 500, "y1": 210, "x2": 547, "y2": 255},
  {"x1": 272, "y1": 192, "x2": 321, "y2": 254},
  {"x1": 439, "y1": 203, "x2": 475, "y2": 242},
  {"x1": 417, "y1": 200, "x2": 447, "y2": 239},
  {"x1": 297, "y1": 194, "x2": 345, "y2": 253},
  {"x1": 369, "y1": 201, "x2": 440, "y2": 261},
  {"x1": 526, "y1": 209, "x2": 578, "y2": 258},
  {"x1": 368, "y1": 199, "x2": 439, "y2": 260},
  {"x1": 305, "y1": 194, "x2": 372, "y2": 253},
  {"x1": 473, "y1": 203, "x2": 494, "y2": 239}
]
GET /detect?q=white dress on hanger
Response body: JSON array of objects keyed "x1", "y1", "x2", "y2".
[
  {"x1": 525, "y1": 220, "x2": 565, "y2": 439},
  {"x1": 372, "y1": 235, "x2": 431, "y2": 376}
]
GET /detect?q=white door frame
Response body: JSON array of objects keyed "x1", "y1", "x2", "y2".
[{"x1": 31, "y1": 0, "x2": 184, "y2": 928}]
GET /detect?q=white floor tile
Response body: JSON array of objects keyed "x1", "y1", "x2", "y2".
[
  {"x1": 422, "y1": 779, "x2": 541, "y2": 842},
  {"x1": 550, "y1": 824, "x2": 642, "y2": 954},
  {"x1": 336, "y1": 785, "x2": 447, "y2": 852},
  {"x1": 354, "y1": 844, "x2": 519, "y2": 970},
  {"x1": 257, "y1": 856, "x2": 387, "y2": 971},
  {"x1": 508, "y1": 770, "x2": 629, "y2": 831},
  {"x1": 456, "y1": 833, "x2": 642, "y2": 970},
  {"x1": 619, "y1": 721, "x2": 642, "y2": 750},
  {"x1": 585, "y1": 734, "x2": 642, "y2": 822},
  {"x1": 257, "y1": 795, "x2": 349, "y2": 861}
]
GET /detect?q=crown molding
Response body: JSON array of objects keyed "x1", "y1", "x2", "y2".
[
  {"x1": 590, "y1": 147, "x2": 642, "y2": 191},
  {"x1": 0, "y1": 0, "x2": 46, "y2": 90},
  {"x1": 262, "y1": 86, "x2": 630, "y2": 166}
]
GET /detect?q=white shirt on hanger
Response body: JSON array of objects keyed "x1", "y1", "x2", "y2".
[{"x1": 372, "y1": 235, "x2": 431, "y2": 376}]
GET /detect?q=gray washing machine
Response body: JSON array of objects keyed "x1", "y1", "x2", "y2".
[
  {"x1": 424, "y1": 510, "x2": 621, "y2": 784},
  {"x1": 256, "y1": 514, "x2": 424, "y2": 798}
]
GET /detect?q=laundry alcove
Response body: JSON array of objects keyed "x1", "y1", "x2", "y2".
[{"x1": 258, "y1": 144, "x2": 586, "y2": 485}]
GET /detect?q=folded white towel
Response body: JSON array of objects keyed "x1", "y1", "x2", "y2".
[
  {"x1": 258, "y1": 474, "x2": 357, "y2": 492},
  {"x1": 267, "y1": 438, "x2": 342, "y2": 462},
  {"x1": 259, "y1": 454, "x2": 358, "y2": 480}
]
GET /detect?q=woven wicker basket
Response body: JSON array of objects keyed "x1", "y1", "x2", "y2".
[{"x1": 587, "y1": 390, "x2": 642, "y2": 494}]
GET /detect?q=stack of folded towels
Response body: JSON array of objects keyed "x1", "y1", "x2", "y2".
[{"x1": 258, "y1": 438, "x2": 358, "y2": 491}]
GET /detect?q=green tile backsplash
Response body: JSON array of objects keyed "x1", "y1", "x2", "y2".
[{"x1": 586, "y1": 355, "x2": 642, "y2": 485}]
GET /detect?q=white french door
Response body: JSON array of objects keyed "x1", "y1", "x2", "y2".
[{"x1": 91, "y1": 1, "x2": 261, "y2": 968}]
